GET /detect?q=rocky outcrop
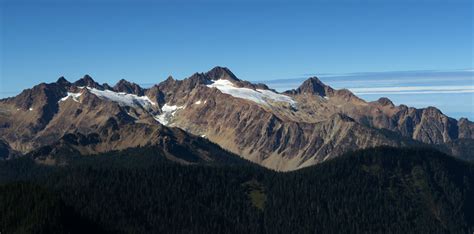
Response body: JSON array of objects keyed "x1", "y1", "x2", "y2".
[
  {"x1": 73, "y1": 75, "x2": 104, "y2": 89},
  {"x1": 285, "y1": 77, "x2": 332, "y2": 96},
  {"x1": 376, "y1": 97, "x2": 395, "y2": 107},
  {"x1": 458, "y1": 118, "x2": 474, "y2": 139},
  {"x1": 206, "y1": 66, "x2": 240, "y2": 82},
  {"x1": 113, "y1": 79, "x2": 144, "y2": 95}
]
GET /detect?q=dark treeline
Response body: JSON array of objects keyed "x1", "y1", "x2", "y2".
[{"x1": 1, "y1": 147, "x2": 473, "y2": 234}]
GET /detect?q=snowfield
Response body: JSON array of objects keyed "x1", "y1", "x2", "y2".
[
  {"x1": 88, "y1": 88, "x2": 156, "y2": 108},
  {"x1": 59, "y1": 92, "x2": 82, "y2": 103},
  {"x1": 154, "y1": 104, "x2": 185, "y2": 125},
  {"x1": 58, "y1": 88, "x2": 156, "y2": 109},
  {"x1": 207, "y1": 79, "x2": 296, "y2": 107}
]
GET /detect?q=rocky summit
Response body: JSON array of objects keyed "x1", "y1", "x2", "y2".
[{"x1": 1, "y1": 66, "x2": 473, "y2": 170}]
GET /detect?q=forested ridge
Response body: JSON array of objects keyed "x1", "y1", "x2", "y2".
[{"x1": 1, "y1": 147, "x2": 473, "y2": 233}]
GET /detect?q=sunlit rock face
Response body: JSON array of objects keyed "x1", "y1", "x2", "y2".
[{"x1": 0, "y1": 67, "x2": 473, "y2": 170}]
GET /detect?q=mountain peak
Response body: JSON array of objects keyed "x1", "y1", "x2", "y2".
[
  {"x1": 205, "y1": 66, "x2": 240, "y2": 82},
  {"x1": 82, "y1": 74, "x2": 94, "y2": 82},
  {"x1": 377, "y1": 97, "x2": 394, "y2": 106},
  {"x1": 296, "y1": 77, "x2": 329, "y2": 96},
  {"x1": 113, "y1": 79, "x2": 143, "y2": 95},
  {"x1": 73, "y1": 75, "x2": 103, "y2": 89},
  {"x1": 56, "y1": 76, "x2": 70, "y2": 86},
  {"x1": 424, "y1": 106, "x2": 443, "y2": 116},
  {"x1": 114, "y1": 79, "x2": 130, "y2": 87}
]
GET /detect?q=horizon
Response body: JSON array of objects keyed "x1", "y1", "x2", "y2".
[
  {"x1": 1, "y1": 66, "x2": 473, "y2": 120},
  {"x1": 1, "y1": 0, "x2": 473, "y2": 119}
]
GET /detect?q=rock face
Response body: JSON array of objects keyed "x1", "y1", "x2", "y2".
[
  {"x1": 26, "y1": 123, "x2": 245, "y2": 165},
  {"x1": 1, "y1": 66, "x2": 473, "y2": 170},
  {"x1": 113, "y1": 79, "x2": 144, "y2": 95},
  {"x1": 285, "y1": 77, "x2": 330, "y2": 96}
]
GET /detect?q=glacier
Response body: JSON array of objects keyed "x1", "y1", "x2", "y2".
[{"x1": 207, "y1": 79, "x2": 296, "y2": 107}]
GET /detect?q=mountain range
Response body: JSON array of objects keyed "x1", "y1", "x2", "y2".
[{"x1": 1, "y1": 66, "x2": 473, "y2": 170}]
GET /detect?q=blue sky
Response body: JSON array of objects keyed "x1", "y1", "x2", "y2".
[{"x1": 1, "y1": 0, "x2": 473, "y2": 119}]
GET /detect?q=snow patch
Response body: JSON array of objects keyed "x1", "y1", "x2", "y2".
[
  {"x1": 201, "y1": 135, "x2": 206, "y2": 138},
  {"x1": 127, "y1": 112, "x2": 138, "y2": 119},
  {"x1": 154, "y1": 104, "x2": 184, "y2": 125},
  {"x1": 207, "y1": 79, "x2": 296, "y2": 107},
  {"x1": 59, "y1": 92, "x2": 82, "y2": 103},
  {"x1": 195, "y1": 100, "x2": 202, "y2": 105},
  {"x1": 29, "y1": 108, "x2": 33, "y2": 111},
  {"x1": 58, "y1": 88, "x2": 156, "y2": 109},
  {"x1": 87, "y1": 88, "x2": 156, "y2": 109},
  {"x1": 256, "y1": 89, "x2": 296, "y2": 105}
]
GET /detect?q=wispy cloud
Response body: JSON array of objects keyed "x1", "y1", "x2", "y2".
[
  {"x1": 260, "y1": 69, "x2": 474, "y2": 120},
  {"x1": 350, "y1": 85, "x2": 474, "y2": 95},
  {"x1": 262, "y1": 69, "x2": 474, "y2": 94},
  {"x1": 304, "y1": 68, "x2": 474, "y2": 79}
]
